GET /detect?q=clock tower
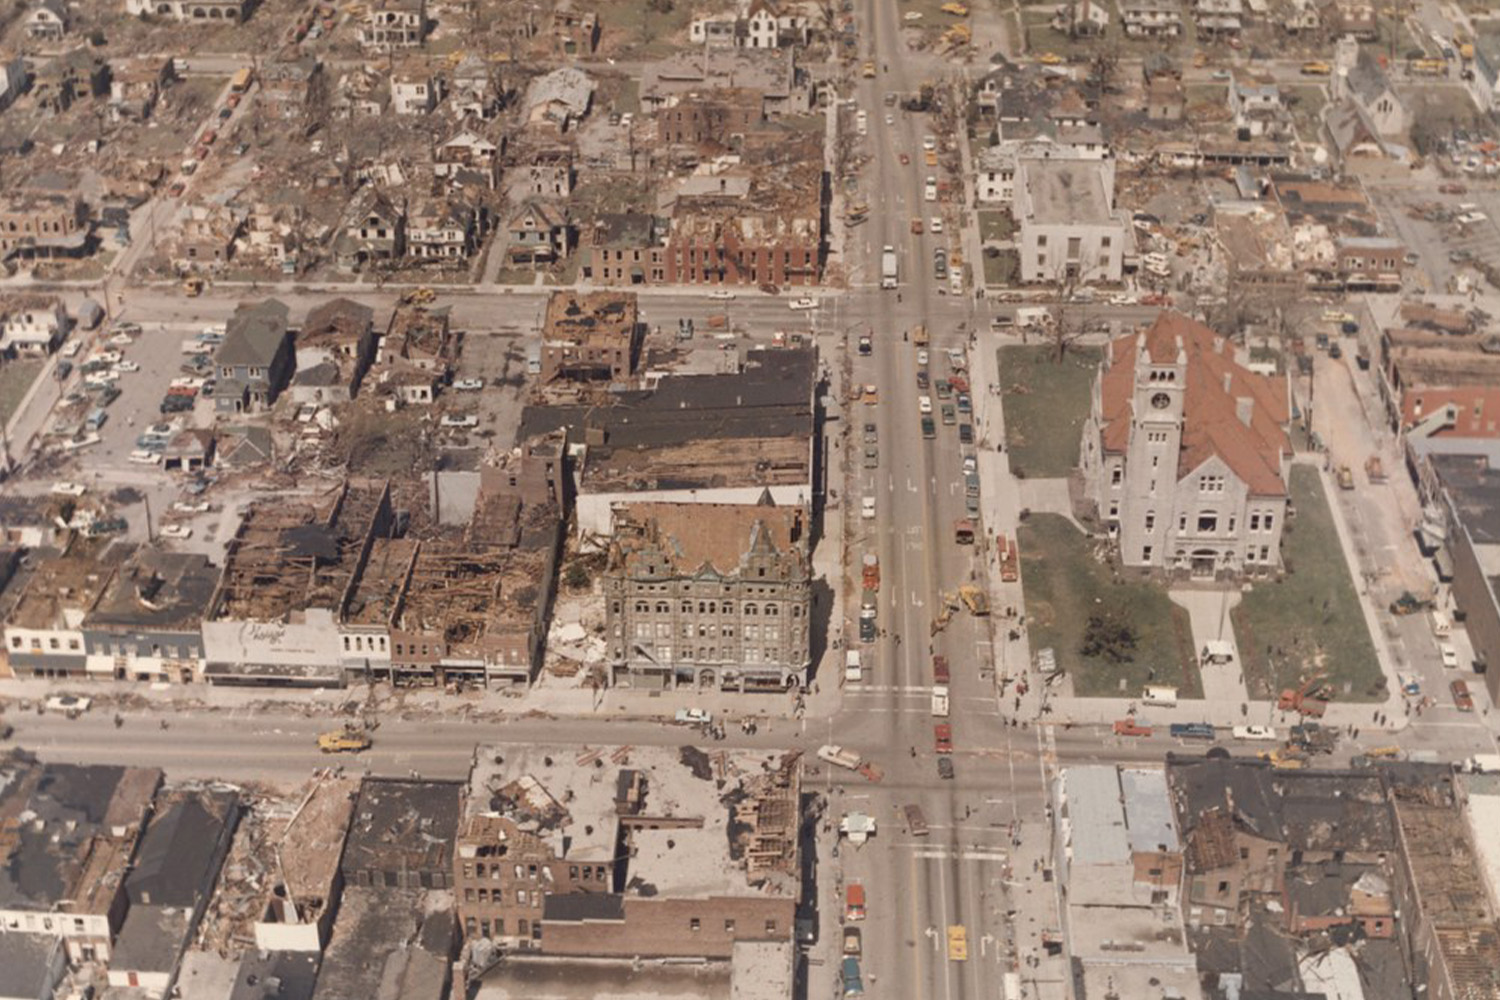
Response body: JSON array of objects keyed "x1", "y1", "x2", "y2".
[{"x1": 1118, "y1": 335, "x2": 1185, "y2": 567}]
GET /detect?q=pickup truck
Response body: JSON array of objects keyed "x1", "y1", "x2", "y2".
[{"x1": 818, "y1": 744, "x2": 863, "y2": 770}]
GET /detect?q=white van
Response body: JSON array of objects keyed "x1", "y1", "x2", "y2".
[
  {"x1": 845, "y1": 650, "x2": 862, "y2": 682},
  {"x1": 1430, "y1": 610, "x2": 1452, "y2": 638},
  {"x1": 1142, "y1": 685, "x2": 1178, "y2": 707}
]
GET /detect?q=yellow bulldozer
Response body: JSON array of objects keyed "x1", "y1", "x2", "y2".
[{"x1": 959, "y1": 585, "x2": 989, "y2": 616}]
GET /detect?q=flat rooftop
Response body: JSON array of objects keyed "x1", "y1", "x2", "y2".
[
  {"x1": 474, "y1": 957, "x2": 732, "y2": 1000},
  {"x1": 1021, "y1": 158, "x2": 1114, "y2": 226},
  {"x1": 468, "y1": 744, "x2": 800, "y2": 895},
  {"x1": 543, "y1": 291, "x2": 638, "y2": 345}
]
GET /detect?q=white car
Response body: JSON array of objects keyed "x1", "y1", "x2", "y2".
[
  {"x1": 924, "y1": 178, "x2": 937, "y2": 202},
  {"x1": 918, "y1": 395, "x2": 933, "y2": 414},
  {"x1": 1230, "y1": 725, "x2": 1277, "y2": 741},
  {"x1": 884, "y1": 113, "x2": 894, "y2": 125},
  {"x1": 108, "y1": 332, "x2": 135, "y2": 347},
  {"x1": 922, "y1": 135, "x2": 937, "y2": 151},
  {"x1": 50, "y1": 481, "x2": 87, "y2": 497},
  {"x1": 1109, "y1": 293, "x2": 1138, "y2": 305},
  {"x1": 861, "y1": 496, "x2": 876, "y2": 519},
  {"x1": 441, "y1": 414, "x2": 479, "y2": 428},
  {"x1": 91, "y1": 350, "x2": 122, "y2": 365},
  {"x1": 172, "y1": 500, "x2": 211, "y2": 513},
  {"x1": 1440, "y1": 643, "x2": 1460, "y2": 668},
  {"x1": 708, "y1": 290, "x2": 736, "y2": 300},
  {"x1": 113, "y1": 361, "x2": 141, "y2": 374},
  {"x1": 789, "y1": 297, "x2": 819, "y2": 310},
  {"x1": 45, "y1": 695, "x2": 92, "y2": 714},
  {"x1": 60, "y1": 340, "x2": 82, "y2": 358},
  {"x1": 917, "y1": 349, "x2": 929, "y2": 366},
  {"x1": 962, "y1": 456, "x2": 977, "y2": 475},
  {"x1": 128, "y1": 450, "x2": 160, "y2": 465},
  {"x1": 453, "y1": 378, "x2": 486, "y2": 391},
  {"x1": 930, "y1": 216, "x2": 943, "y2": 234},
  {"x1": 160, "y1": 524, "x2": 193, "y2": 539},
  {"x1": 88, "y1": 369, "x2": 120, "y2": 384}
]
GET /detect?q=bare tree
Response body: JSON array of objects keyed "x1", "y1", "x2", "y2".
[{"x1": 1045, "y1": 260, "x2": 1089, "y2": 362}]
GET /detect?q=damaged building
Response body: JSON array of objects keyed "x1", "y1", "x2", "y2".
[
  {"x1": 603, "y1": 500, "x2": 811, "y2": 692},
  {"x1": 459, "y1": 744, "x2": 800, "y2": 973}
]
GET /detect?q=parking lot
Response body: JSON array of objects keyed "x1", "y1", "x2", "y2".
[{"x1": 1367, "y1": 179, "x2": 1500, "y2": 295}]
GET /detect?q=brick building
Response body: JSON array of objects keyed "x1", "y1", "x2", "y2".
[
  {"x1": 538, "y1": 290, "x2": 641, "y2": 384},
  {"x1": 603, "y1": 500, "x2": 810, "y2": 691}
]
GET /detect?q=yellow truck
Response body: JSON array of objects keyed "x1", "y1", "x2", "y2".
[
  {"x1": 317, "y1": 726, "x2": 372, "y2": 753},
  {"x1": 1301, "y1": 61, "x2": 1331, "y2": 76},
  {"x1": 912, "y1": 324, "x2": 929, "y2": 347},
  {"x1": 862, "y1": 61, "x2": 876, "y2": 78}
]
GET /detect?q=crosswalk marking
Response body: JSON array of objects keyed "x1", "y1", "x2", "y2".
[{"x1": 911, "y1": 847, "x2": 1010, "y2": 862}]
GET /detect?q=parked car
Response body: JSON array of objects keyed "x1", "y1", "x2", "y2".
[
  {"x1": 440, "y1": 414, "x2": 479, "y2": 428},
  {"x1": 937, "y1": 756, "x2": 954, "y2": 779},
  {"x1": 1231, "y1": 725, "x2": 1277, "y2": 741},
  {"x1": 453, "y1": 378, "x2": 486, "y2": 391},
  {"x1": 1452, "y1": 679, "x2": 1475, "y2": 711},
  {"x1": 934, "y1": 723, "x2": 953, "y2": 754},
  {"x1": 159, "y1": 524, "x2": 192, "y2": 539},
  {"x1": 1440, "y1": 643, "x2": 1460, "y2": 669}
]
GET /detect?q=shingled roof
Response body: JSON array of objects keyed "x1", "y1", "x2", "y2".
[{"x1": 1099, "y1": 311, "x2": 1290, "y2": 497}]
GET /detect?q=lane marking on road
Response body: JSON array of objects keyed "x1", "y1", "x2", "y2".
[{"x1": 911, "y1": 848, "x2": 1011, "y2": 862}]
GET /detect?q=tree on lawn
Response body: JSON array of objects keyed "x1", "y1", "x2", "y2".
[{"x1": 1080, "y1": 609, "x2": 1138, "y2": 664}]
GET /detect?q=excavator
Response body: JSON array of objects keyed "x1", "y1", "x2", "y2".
[
  {"x1": 959, "y1": 585, "x2": 989, "y2": 616},
  {"x1": 932, "y1": 592, "x2": 962, "y2": 635},
  {"x1": 1277, "y1": 674, "x2": 1331, "y2": 718}
]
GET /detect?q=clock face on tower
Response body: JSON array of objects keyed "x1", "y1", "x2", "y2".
[{"x1": 1150, "y1": 392, "x2": 1172, "y2": 410}]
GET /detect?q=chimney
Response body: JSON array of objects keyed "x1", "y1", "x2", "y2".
[{"x1": 1236, "y1": 396, "x2": 1253, "y2": 427}]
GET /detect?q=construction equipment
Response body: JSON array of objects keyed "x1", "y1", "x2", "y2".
[
  {"x1": 939, "y1": 23, "x2": 970, "y2": 51},
  {"x1": 959, "y1": 585, "x2": 990, "y2": 616},
  {"x1": 1258, "y1": 747, "x2": 1308, "y2": 769},
  {"x1": 939, "y1": 1, "x2": 969, "y2": 13},
  {"x1": 182, "y1": 277, "x2": 205, "y2": 297},
  {"x1": 1389, "y1": 590, "x2": 1436, "y2": 616},
  {"x1": 931, "y1": 591, "x2": 962, "y2": 634},
  {"x1": 1277, "y1": 674, "x2": 1330, "y2": 717},
  {"x1": 402, "y1": 286, "x2": 436, "y2": 306},
  {"x1": 317, "y1": 725, "x2": 371, "y2": 753}
]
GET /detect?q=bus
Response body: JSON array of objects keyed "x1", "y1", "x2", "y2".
[{"x1": 230, "y1": 66, "x2": 254, "y2": 93}]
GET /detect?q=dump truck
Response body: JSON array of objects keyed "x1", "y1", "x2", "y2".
[
  {"x1": 959, "y1": 585, "x2": 990, "y2": 616},
  {"x1": 317, "y1": 725, "x2": 372, "y2": 753}
]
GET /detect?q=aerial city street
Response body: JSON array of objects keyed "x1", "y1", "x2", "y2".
[{"x1": 1, "y1": 0, "x2": 1500, "y2": 997}]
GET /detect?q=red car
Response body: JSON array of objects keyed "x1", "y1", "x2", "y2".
[
  {"x1": 1113, "y1": 718, "x2": 1153, "y2": 737},
  {"x1": 934, "y1": 724, "x2": 953, "y2": 754},
  {"x1": 1451, "y1": 679, "x2": 1475, "y2": 712},
  {"x1": 933, "y1": 655, "x2": 950, "y2": 685}
]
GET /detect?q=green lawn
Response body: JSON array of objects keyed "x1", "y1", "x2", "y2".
[
  {"x1": 978, "y1": 210, "x2": 1016, "y2": 243},
  {"x1": 997, "y1": 344, "x2": 1100, "y2": 478},
  {"x1": 1018, "y1": 513, "x2": 1201, "y2": 698},
  {"x1": 0, "y1": 361, "x2": 43, "y2": 425},
  {"x1": 982, "y1": 248, "x2": 1018, "y2": 287},
  {"x1": 1232, "y1": 465, "x2": 1384, "y2": 702}
]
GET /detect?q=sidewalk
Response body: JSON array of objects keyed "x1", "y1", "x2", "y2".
[{"x1": 1169, "y1": 589, "x2": 1247, "y2": 705}]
